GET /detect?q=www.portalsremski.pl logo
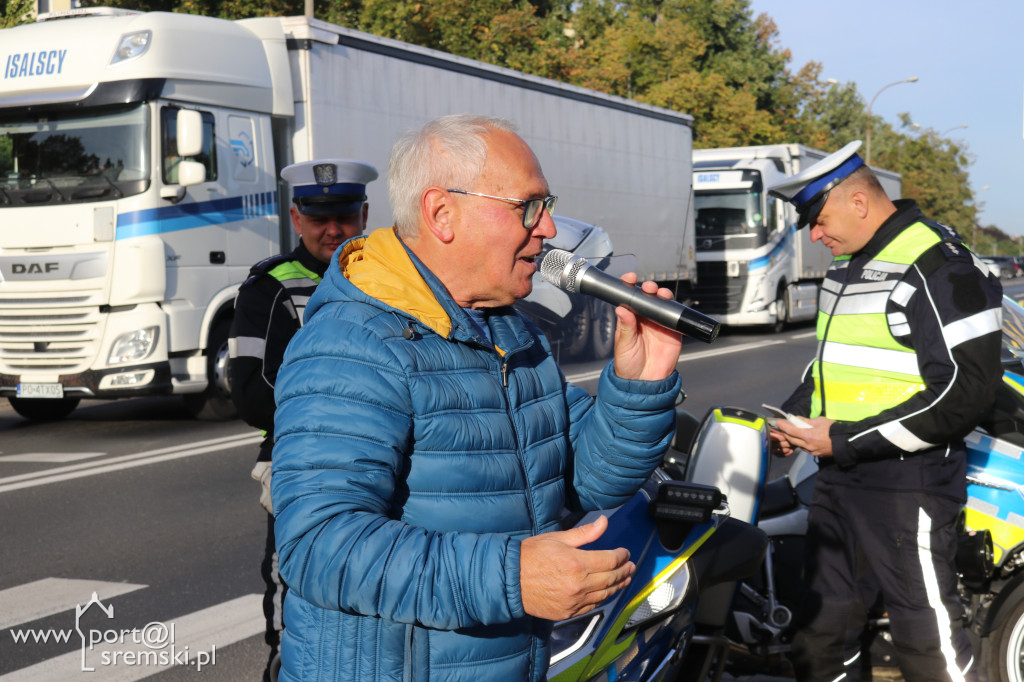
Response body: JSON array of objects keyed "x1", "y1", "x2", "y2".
[{"x1": 8, "y1": 591, "x2": 217, "y2": 672}]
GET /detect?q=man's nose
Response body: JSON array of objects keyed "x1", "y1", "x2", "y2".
[
  {"x1": 809, "y1": 226, "x2": 823, "y2": 242},
  {"x1": 533, "y1": 208, "x2": 557, "y2": 239}
]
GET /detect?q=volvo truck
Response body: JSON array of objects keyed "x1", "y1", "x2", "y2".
[
  {"x1": 690, "y1": 144, "x2": 900, "y2": 330},
  {"x1": 0, "y1": 8, "x2": 697, "y2": 420}
]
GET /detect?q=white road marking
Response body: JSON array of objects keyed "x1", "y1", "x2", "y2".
[
  {"x1": 0, "y1": 578, "x2": 146, "y2": 631},
  {"x1": 565, "y1": 331, "x2": 816, "y2": 383},
  {"x1": 0, "y1": 433, "x2": 262, "y2": 495},
  {"x1": 0, "y1": 453, "x2": 106, "y2": 463},
  {"x1": 0, "y1": 594, "x2": 264, "y2": 681}
]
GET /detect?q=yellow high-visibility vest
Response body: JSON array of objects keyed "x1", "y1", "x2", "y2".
[{"x1": 812, "y1": 222, "x2": 942, "y2": 421}]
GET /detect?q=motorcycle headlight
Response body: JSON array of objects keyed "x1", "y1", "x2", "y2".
[
  {"x1": 624, "y1": 559, "x2": 695, "y2": 630},
  {"x1": 549, "y1": 613, "x2": 602, "y2": 666}
]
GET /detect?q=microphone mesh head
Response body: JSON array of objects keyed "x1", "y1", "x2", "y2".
[
  {"x1": 540, "y1": 249, "x2": 574, "y2": 286},
  {"x1": 539, "y1": 248, "x2": 588, "y2": 293}
]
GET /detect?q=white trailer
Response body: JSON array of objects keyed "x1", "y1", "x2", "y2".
[
  {"x1": 0, "y1": 8, "x2": 696, "y2": 420},
  {"x1": 690, "y1": 144, "x2": 900, "y2": 330}
]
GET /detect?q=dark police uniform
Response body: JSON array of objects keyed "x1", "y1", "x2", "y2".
[
  {"x1": 770, "y1": 143, "x2": 1004, "y2": 682},
  {"x1": 230, "y1": 243, "x2": 325, "y2": 676},
  {"x1": 228, "y1": 158, "x2": 377, "y2": 682}
]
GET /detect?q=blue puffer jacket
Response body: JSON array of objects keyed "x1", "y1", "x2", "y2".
[{"x1": 272, "y1": 227, "x2": 680, "y2": 682}]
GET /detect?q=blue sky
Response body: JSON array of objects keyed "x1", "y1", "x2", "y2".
[{"x1": 747, "y1": 0, "x2": 1024, "y2": 236}]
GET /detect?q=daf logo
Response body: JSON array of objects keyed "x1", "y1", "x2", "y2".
[
  {"x1": 12, "y1": 262, "x2": 59, "y2": 274},
  {"x1": 702, "y1": 239, "x2": 713, "y2": 249}
]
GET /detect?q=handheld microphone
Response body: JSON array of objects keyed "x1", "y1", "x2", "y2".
[{"x1": 539, "y1": 249, "x2": 721, "y2": 344}]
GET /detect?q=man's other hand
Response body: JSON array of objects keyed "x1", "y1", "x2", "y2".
[{"x1": 519, "y1": 515, "x2": 634, "y2": 621}]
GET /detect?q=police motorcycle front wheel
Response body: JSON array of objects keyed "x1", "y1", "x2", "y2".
[{"x1": 979, "y1": 580, "x2": 1024, "y2": 682}]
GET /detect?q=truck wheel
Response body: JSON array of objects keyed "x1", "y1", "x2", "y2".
[
  {"x1": 980, "y1": 582, "x2": 1024, "y2": 682},
  {"x1": 183, "y1": 320, "x2": 237, "y2": 421},
  {"x1": 589, "y1": 300, "x2": 616, "y2": 359},
  {"x1": 8, "y1": 396, "x2": 80, "y2": 421},
  {"x1": 771, "y1": 288, "x2": 789, "y2": 334},
  {"x1": 562, "y1": 305, "x2": 592, "y2": 360}
]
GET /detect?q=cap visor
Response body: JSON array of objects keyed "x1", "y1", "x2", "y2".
[{"x1": 296, "y1": 201, "x2": 363, "y2": 216}]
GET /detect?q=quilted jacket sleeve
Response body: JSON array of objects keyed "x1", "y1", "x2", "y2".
[
  {"x1": 563, "y1": 364, "x2": 681, "y2": 512},
  {"x1": 272, "y1": 314, "x2": 522, "y2": 631}
]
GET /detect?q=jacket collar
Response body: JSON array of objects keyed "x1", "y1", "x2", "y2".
[
  {"x1": 294, "y1": 239, "x2": 330, "y2": 278},
  {"x1": 859, "y1": 199, "x2": 926, "y2": 258},
  {"x1": 335, "y1": 228, "x2": 533, "y2": 353}
]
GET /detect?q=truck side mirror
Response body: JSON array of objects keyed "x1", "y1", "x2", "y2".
[
  {"x1": 177, "y1": 160, "x2": 206, "y2": 187},
  {"x1": 176, "y1": 109, "x2": 203, "y2": 158}
]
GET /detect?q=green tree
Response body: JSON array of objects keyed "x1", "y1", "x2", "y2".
[{"x1": 1, "y1": 0, "x2": 33, "y2": 28}]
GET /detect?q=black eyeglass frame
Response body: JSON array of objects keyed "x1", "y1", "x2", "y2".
[{"x1": 446, "y1": 189, "x2": 558, "y2": 229}]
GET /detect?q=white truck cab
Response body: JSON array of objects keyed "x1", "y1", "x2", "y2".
[{"x1": 0, "y1": 8, "x2": 280, "y2": 419}]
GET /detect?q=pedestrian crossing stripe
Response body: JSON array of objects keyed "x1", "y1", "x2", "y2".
[{"x1": 0, "y1": 577, "x2": 263, "y2": 680}]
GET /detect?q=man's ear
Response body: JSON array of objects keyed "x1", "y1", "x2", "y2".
[
  {"x1": 289, "y1": 205, "x2": 303, "y2": 237},
  {"x1": 422, "y1": 187, "x2": 456, "y2": 243},
  {"x1": 849, "y1": 189, "x2": 870, "y2": 220}
]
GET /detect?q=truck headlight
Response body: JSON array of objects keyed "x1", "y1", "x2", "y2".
[{"x1": 108, "y1": 327, "x2": 159, "y2": 365}]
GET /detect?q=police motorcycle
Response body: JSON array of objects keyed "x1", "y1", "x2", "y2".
[
  {"x1": 671, "y1": 295, "x2": 1024, "y2": 682},
  {"x1": 545, "y1": 438, "x2": 770, "y2": 682}
]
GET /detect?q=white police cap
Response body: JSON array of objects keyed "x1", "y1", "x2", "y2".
[
  {"x1": 281, "y1": 159, "x2": 379, "y2": 216},
  {"x1": 768, "y1": 141, "x2": 865, "y2": 228}
]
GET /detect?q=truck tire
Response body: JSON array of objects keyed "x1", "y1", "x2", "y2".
[
  {"x1": 771, "y1": 287, "x2": 789, "y2": 334},
  {"x1": 979, "y1": 581, "x2": 1024, "y2": 682},
  {"x1": 561, "y1": 305, "x2": 592, "y2": 360},
  {"x1": 589, "y1": 300, "x2": 616, "y2": 359},
  {"x1": 183, "y1": 319, "x2": 237, "y2": 421},
  {"x1": 8, "y1": 396, "x2": 80, "y2": 421}
]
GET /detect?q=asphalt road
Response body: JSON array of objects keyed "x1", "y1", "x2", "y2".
[{"x1": 0, "y1": 319, "x2": 852, "y2": 680}]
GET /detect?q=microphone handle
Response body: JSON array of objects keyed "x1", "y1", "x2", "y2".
[{"x1": 579, "y1": 265, "x2": 720, "y2": 343}]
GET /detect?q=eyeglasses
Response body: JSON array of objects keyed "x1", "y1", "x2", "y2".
[{"x1": 446, "y1": 189, "x2": 558, "y2": 229}]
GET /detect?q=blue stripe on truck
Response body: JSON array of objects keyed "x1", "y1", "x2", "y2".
[{"x1": 116, "y1": 192, "x2": 277, "y2": 239}]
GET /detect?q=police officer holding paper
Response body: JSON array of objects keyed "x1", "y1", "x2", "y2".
[
  {"x1": 228, "y1": 158, "x2": 378, "y2": 682},
  {"x1": 767, "y1": 141, "x2": 1002, "y2": 682}
]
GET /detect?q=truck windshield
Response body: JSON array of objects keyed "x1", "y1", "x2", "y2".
[
  {"x1": 0, "y1": 103, "x2": 149, "y2": 207},
  {"x1": 694, "y1": 191, "x2": 764, "y2": 237}
]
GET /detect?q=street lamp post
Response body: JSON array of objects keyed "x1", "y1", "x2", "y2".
[
  {"x1": 940, "y1": 123, "x2": 968, "y2": 137},
  {"x1": 865, "y1": 76, "x2": 919, "y2": 164}
]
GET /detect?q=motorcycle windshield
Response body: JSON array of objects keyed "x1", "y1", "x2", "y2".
[{"x1": 1001, "y1": 295, "x2": 1024, "y2": 367}]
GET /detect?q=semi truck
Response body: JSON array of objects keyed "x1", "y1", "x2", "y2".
[
  {"x1": 0, "y1": 8, "x2": 697, "y2": 421},
  {"x1": 689, "y1": 144, "x2": 900, "y2": 330}
]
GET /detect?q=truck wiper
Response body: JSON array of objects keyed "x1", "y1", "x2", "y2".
[
  {"x1": 35, "y1": 173, "x2": 67, "y2": 202},
  {"x1": 72, "y1": 173, "x2": 123, "y2": 200},
  {"x1": 94, "y1": 172, "x2": 123, "y2": 198}
]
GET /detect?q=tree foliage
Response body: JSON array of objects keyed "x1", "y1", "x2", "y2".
[
  {"x1": 1, "y1": 0, "x2": 33, "y2": 28},
  {"x1": 73, "y1": 0, "x2": 994, "y2": 245}
]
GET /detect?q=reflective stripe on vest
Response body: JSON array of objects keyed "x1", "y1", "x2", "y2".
[
  {"x1": 268, "y1": 260, "x2": 322, "y2": 327},
  {"x1": 812, "y1": 222, "x2": 942, "y2": 421}
]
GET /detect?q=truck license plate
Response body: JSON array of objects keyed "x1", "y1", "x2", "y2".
[{"x1": 16, "y1": 383, "x2": 64, "y2": 399}]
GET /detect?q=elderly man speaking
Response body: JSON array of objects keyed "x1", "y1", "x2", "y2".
[{"x1": 271, "y1": 114, "x2": 684, "y2": 682}]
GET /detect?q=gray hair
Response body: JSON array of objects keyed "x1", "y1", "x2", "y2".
[{"x1": 388, "y1": 114, "x2": 518, "y2": 237}]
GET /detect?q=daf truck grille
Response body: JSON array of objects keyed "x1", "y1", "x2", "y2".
[
  {"x1": 691, "y1": 262, "x2": 748, "y2": 314},
  {"x1": 0, "y1": 293, "x2": 103, "y2": 373}
]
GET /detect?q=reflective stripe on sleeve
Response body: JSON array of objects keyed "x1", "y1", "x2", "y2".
[
  {"x1": 878, "y1": 420, "x2": 935, "y2": 451},
  {"x1": 943, "y1": 308, "x2": 1002, "y2": 349},
  {"x1": 231, "y1": 335, "x2": 267, "y2": 360}
]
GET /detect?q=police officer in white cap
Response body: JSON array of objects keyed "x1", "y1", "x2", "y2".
[
  {"x1": 767, "y1": 141, "x2": 1001, "y2": 682},
  {"x1": 227, "y1": 158, "x2": 378, "y2": 682}
]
